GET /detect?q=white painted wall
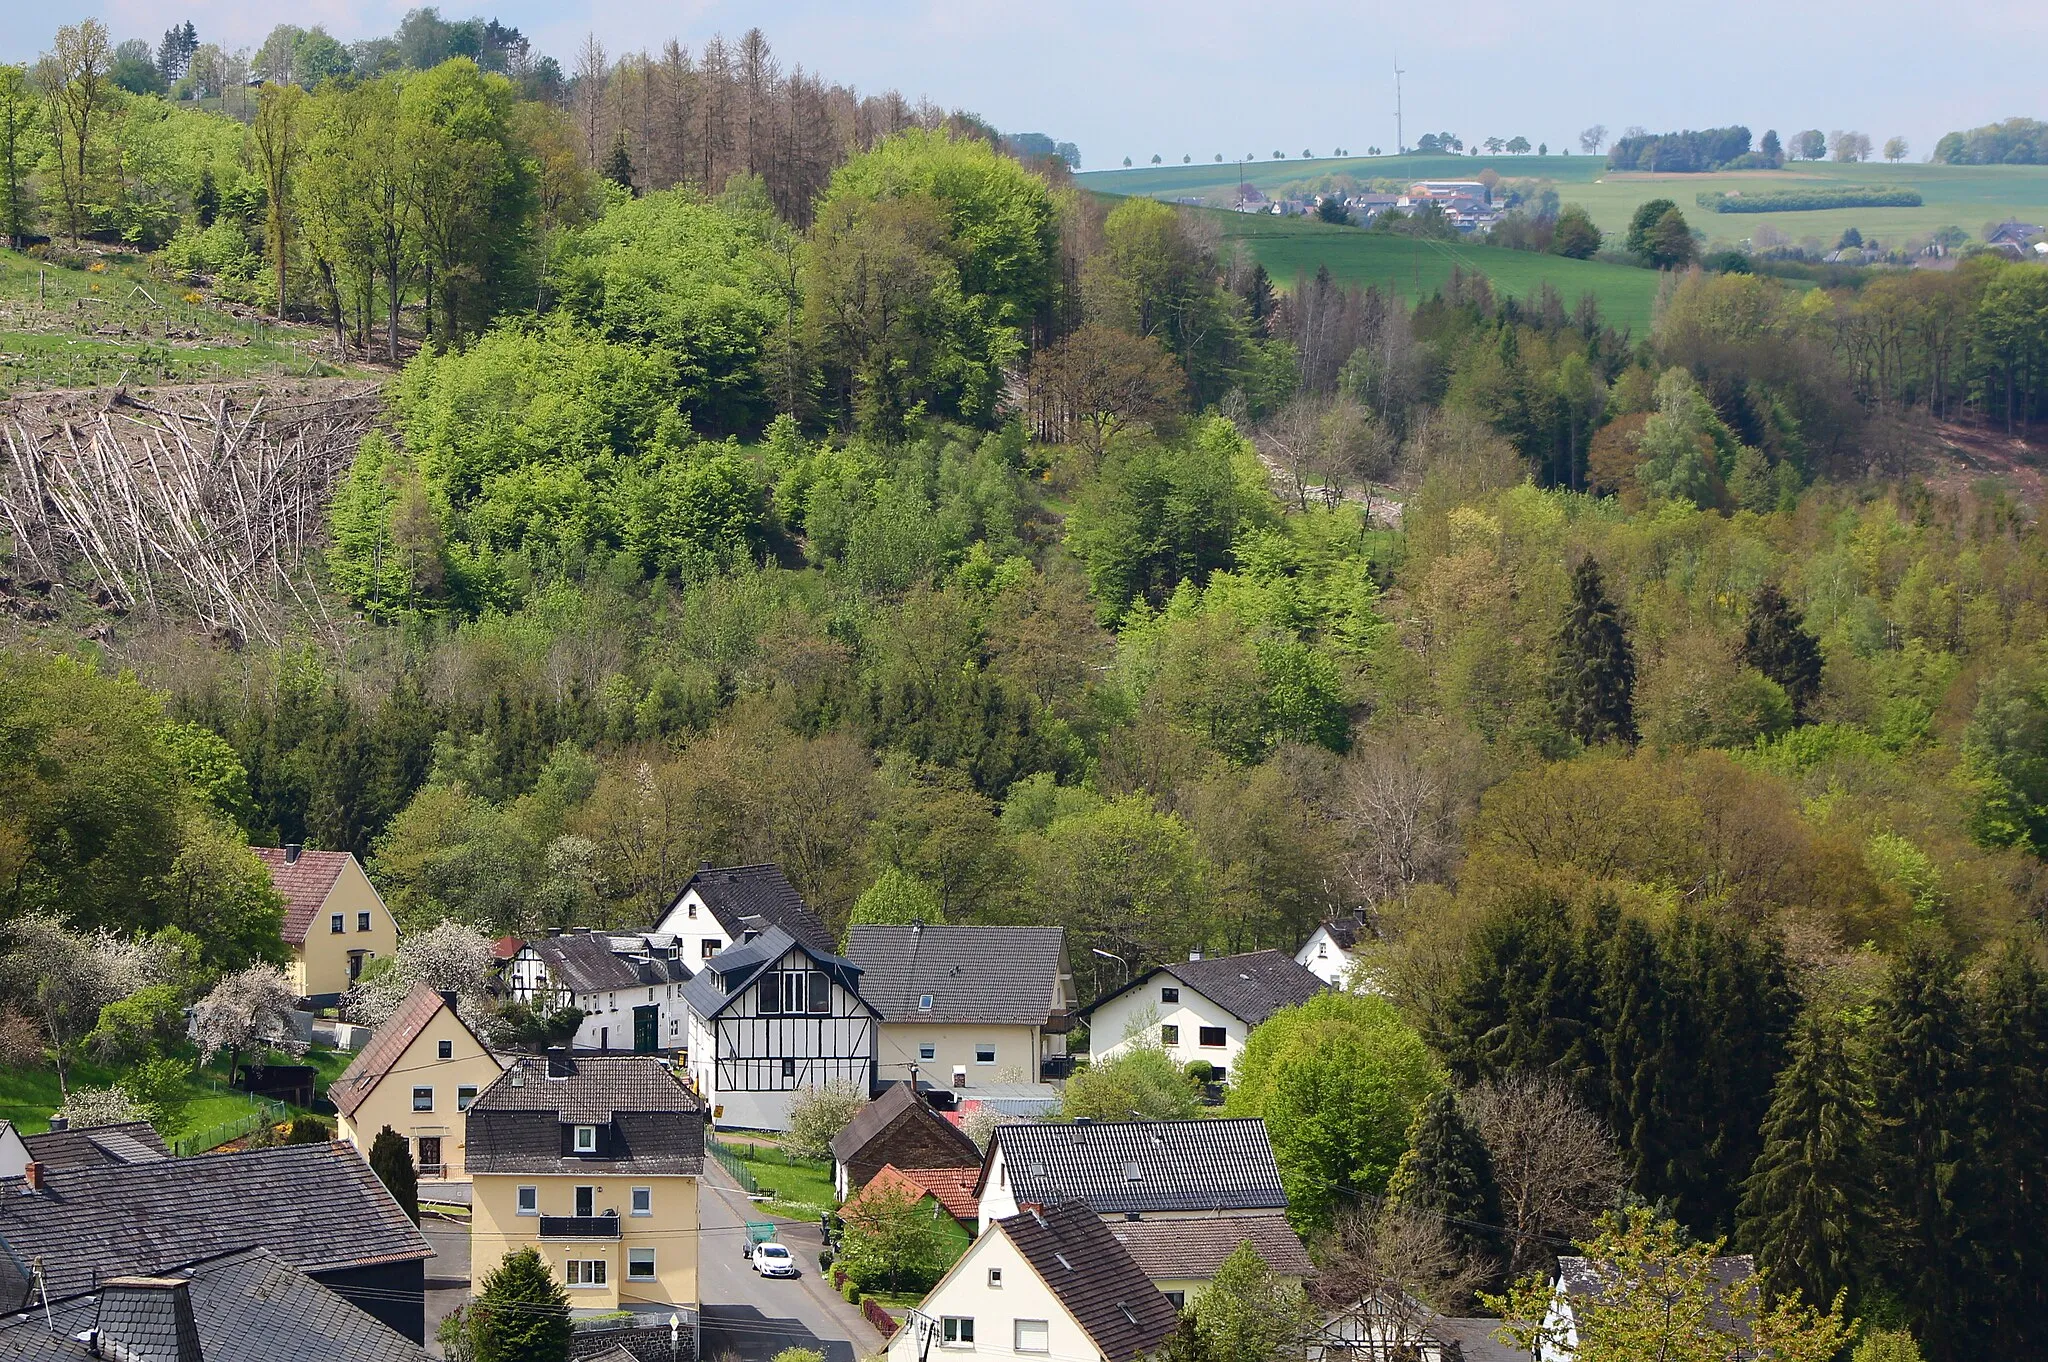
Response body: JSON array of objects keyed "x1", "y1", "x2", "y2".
[
  {"x1": 890, "y1": 1223, "x2": 1104, "y2": 1362},
  {"x1": 1088, "y1": 978, "x2": 1247, "y2": 1079},
  {"x1": 1294, "y1": 928, "x2": 1355, "y2": 987},
  {"x1": 652, "y1": 889, "x2": 739, "y2": 964}
]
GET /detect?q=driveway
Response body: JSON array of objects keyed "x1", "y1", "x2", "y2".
[
  {"x1": 422, "y1": 1215, "x2": 471, "y2": 1358},
  {"x1": 699, "y1": 1167, "x2": 885, "y2": 1362}
]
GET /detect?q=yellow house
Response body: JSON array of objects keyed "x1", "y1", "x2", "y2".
[
  {"x1": 468, "y1": 1052, "x2": 703, "y2": 1315},
  {"x1": 330, "y1": 984, "x2": 506, "y2": 1181},
  {"x1": 254, "y1": 845, "x2": 398, "y2": 1002}
]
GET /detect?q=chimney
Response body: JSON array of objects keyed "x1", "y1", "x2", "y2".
[
  {"x1": 95, "y1": 1277, "x2": 201, "y2": 1362},
  {"x1": 439, "y1": 990, "x2": 458, "y2": 1016},
  {"x1": 546, "y1": 1047, "x2": 572, "y2": 1079},
  {"x1": 700, "y1": 860, "x2": 712, "y2": 871},
  {"x1": 21, "y1": 1161, "x2": 42, "y2": 1191},
  {"x1": 283, "y1": 842, "x2": 303, "y2": 864},
  {"x1": 46, "y1": 1116, "x2": 67, "y2": 1132},
  {"x1": 1188, "y1": 949, "x2": 1203, "y2": 962}
]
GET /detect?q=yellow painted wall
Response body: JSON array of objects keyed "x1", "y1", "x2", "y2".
[
  {"x1": 293, "y1": 858, "x2": 398, "y2": 999},
  {"x1": 472, "y1": 1172, "x2": 700, "y2": 1310},
  {"x1": 335, "y1": 1008, "x2": 502, "y2": 1180},
  {"x1": 874, "y1": 1023, "x2": 1042, "y2": 1086}
]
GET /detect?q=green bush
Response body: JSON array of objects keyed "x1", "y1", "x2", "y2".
[{"x1": 1698, "y1": 187, "x2": 1923, "y2": 213}]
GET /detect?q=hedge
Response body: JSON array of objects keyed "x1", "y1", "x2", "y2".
[{"x1": 1699, "y1": 188, "x2": 1924, "y2": 214}]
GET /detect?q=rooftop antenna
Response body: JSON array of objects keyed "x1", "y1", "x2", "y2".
[{"x1": 1393, "y1": 58, "x2": 1406, "y2": 155}]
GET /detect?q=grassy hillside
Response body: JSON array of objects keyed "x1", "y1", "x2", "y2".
[
  {"x1": 1088, "y1": 154, "x2": 2048, "y2": 247},
  {"x1": 1207, "y1": 209, "x2": 1663, "y2": 334}
]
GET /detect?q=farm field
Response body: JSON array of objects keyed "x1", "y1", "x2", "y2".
[
  {"x1": 1204, "y1": 208, "x2": 1663, "y2": 333},
  {"x1": 1087, "y1": 154, "x2": 2048, "y2": 248}
]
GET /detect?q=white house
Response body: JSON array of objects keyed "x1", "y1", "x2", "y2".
[
  {"x1": 1295, "y1": 913, "x2": 1370, "y2": 988},
  {"x1": 503, "y1": 930, "x2": 694, "y2": 1054},
  {"x1": 1538, "y1": 1253, "x2": 1757, "y2": 1362},
  {"x1": 677, "y1": 924, "x2": 878, "y2": 1131},
  {"x1": 891, "y1": 1200, "x2": 1180, "y2": 1362},
  {"x1": 651, "y1": 863, "x2": 836, "y2": 967},
  {"x1": 974, "y1": 1117, "x2": 1289, "y2": 1234},
  {"x1": 1081, "y1": 950, "x2": 1327, "y2": 1083}
]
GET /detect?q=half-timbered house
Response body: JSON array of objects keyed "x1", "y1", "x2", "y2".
[{"x1": 677, "y1": 925, "x2": 878, "y2": 1131}]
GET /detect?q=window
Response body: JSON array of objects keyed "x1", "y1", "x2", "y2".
[
  {"x1": 919, "y1": 1043, "x2": 936, "y2": 1062},
  {"x1": 516, "y1": 1186, "x2": 538, "y2": 1215},
  {"x1": 808, "y1": 970, "x2": 831, "y2": 1014},
  {"x1": 628, "y1": 1248, "x2": 656, "y2": 1280},
  {"x1": 781, "y1": 1058, "x2": 796, "y2": 1079},
  {"x1": 701, "y1": 939, "x2": 720, "y2": 959},
  {"x1": 1316, "y1": 942, "x2": 1328, "y2": 958},
  {"x1": 631, "y1": 1187, "x2": 652, "y2": 1216},
  {"x1": 1014, "y1": 1320, "x2": 1049, "y2": 1353},
  {"x1": 1164, "y1": 1291, "x2": 1186, "y2": 1310},
  {"x1": 607, "y1": 992, "x2": 616, "y2": 1012},
  {"x1": 688, "y1": 902, "x2": 698, "y2": 919},
  {"x1": 357, "y1": 911, "x2": 372, "y2": 932},
  {"x1": 575, "y1": 1186, "x2": 595, "y2": 1217},
  {"x1": 1161, "y1": 1024, "x2": 1180, "y2": 1046},
  {"x1": 941, "y1": 1317, "x2": 975, "y2": 1348},
  {"x1": 438, "y1": 1040, "x2": 453, "y2": 1060},
  {"x1": 759, "y1": 970, "x2": 829, "y2": 1016},
  {"x1": 457, "y1": 1085, "x2": 479, "y2": 1111},
  {"x1": 1160, "y1": 986, "x2": 1179, "y2": 1004},
  {"x1": 975, "y1": 1044, "x2": 996, "y2": 1064},
  {"x1": 919, "y1": 993, "x2": 934, "y2": 1012},
  {"x1": 330, "y1": 914, "x2": 344, "y2": 934},
  {"x1": 565, "y1": 1259, "x2": 607, "y2": 1287},
  {"x1": 987, "y1": 1268, "x2": 1003, "y2": 1288},
  {"x1": 1198, "y1": 1026, "x2": 1227, "y2": 1048},
  {"x1": 412, "y1": 1087, "x2": 433, "y2": 1111},
  {"x1": 574, "y1": 1125, "x2": 597, "y2": 1153}
]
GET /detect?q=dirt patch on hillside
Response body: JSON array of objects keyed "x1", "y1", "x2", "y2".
[{"x1": 1917, "y1": 421, "x2": 2047, "y2": 509}]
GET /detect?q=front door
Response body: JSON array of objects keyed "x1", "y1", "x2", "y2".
[
  {"x1": 633, "y1": 1005, "x2": 659, "y2": 1054},
  {"x1": 415, "y1": 1136, "x2": 442, "y2": 1178},
  {"x1": 348, "y1": 951, "x2": 367, "y2": 982}
]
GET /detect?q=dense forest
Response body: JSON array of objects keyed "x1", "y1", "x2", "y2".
[{"x1": 5, "y1": 13, "x2": 2048, "y2": 1362}]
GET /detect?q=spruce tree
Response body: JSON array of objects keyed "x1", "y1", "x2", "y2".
[
  {"x1": 367, "y1": 1125, "x2": 420, "y2": 1225},
  {"x1": 1740, "y1": 583, "x2": 1824, "y2": 720},
  {"x1": 472, "y1": 1246, "x2": 571, "y2": 1362},
  {"x1": 1970, "y1": 945, "x2": 2048, "y2": 1352},
  {"x1": 1737, "y1": 1007, "x2": 1875, "y2": 1309},
  {"x1": 602, "y1": 133, "x2": 636, "y2": 194},
  {"x1": 1388, "y1": 1090, "x2": 1505, "y2": 1281},
  {"x1": 1554, "y1": 556, "x2": 1637, "y2": 746}
]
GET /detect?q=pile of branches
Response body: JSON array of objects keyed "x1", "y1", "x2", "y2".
[{"x1": 0, "y1": 380, "x2": 381, "y2": 645}]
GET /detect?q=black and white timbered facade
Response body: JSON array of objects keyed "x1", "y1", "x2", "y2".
[{"x1": 678, "y1": 925, "x2": 877, "y2": 1131}]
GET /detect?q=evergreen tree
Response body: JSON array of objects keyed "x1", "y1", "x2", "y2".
[
  {"x1": 1554, "y1": 556, "x2": 1637, "y2": 746},
  {"x1": 1737, "y1": 1007, "x2": 1875, "y2": 1309},
  {"x1": 1388, "y1": 1089, "x2": 1505, "y2": 1280},
  {"x1": 1439, "y1": 891, "x2": 1597, "y2": 1085},
  {"x1": 1240, "y1": 264, "x2": 1275, "y2": 339},
  {"x1": 601, "y1": 133, "x2": 636, "y2": 193},
  {"x1": 1970, "y1": 945, "x2": 2048, "y2": 1352},
  {"x1": 1739, "y1": 583, "x2": 1824, "y2": 720},
  {"x1": 1596, "y1": 913, "x2": 1673, "y2": 1199},
  {"x1": 367, "y1": 1125, "x2": 420, "y2": 1224},
  {"x1": 471, "y1": 1246, "x2": 571, "y2": 1362}
]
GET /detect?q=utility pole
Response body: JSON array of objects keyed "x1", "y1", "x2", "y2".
[{"x1": 1393, "y1": 58, "x2": 1406, "y2": 155}]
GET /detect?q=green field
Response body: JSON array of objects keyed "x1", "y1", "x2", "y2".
[
  {"x1": 1087, "y1": 154, "x2": 2048, "y2": 249},
  {"x1": 1206, "y1": 208, "x2": 1663, "y2": 333}
]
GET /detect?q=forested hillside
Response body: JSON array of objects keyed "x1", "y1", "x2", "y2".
[{"x1": 4, "y1": 15, "x2": 2048, "y2": 1361}]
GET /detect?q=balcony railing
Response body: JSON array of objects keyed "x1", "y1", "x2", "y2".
[
  {"x1": 539, "y1": 1215, "x2": 621, "y2": 1238},
  {"x1": 1040, "y1": 1054, "x2": 1075, "y2": 1081}
]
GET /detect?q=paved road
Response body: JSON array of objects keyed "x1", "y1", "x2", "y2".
[
  {"x1": 422, "y1": 1216, "x2": 472, "y2": 1358},
  {"x1": 699, "y1": 1168, "x2": 885, "y2": 1362}
]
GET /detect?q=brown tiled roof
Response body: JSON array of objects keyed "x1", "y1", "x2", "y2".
[
  {"x1": 829, "y1": 1083, "x2": 982, "y2": 1167},
  {"x1": 20, "y1": 1121, "x2": 169, "y2": 1169},
  {"x1": 1108, "y1": 1213, "x2": 1314, "y2": 1279},
  {"x1": 252, "y1": 848, "x2": 356, "y2": 945},
  {"x1": 466, "y1": 1055, "x2": 705, "y2": 1176},
  {"x1": 330, "y1": 986, "x2": 497, "y2": 1119},
  {"x1": 999, "y1": 1201, "x2": 1179, "y2": 1362}
]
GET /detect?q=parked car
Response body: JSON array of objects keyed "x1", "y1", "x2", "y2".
[{"x1": 752, "y1": 1241, "x2": 799, "y2": 1278}]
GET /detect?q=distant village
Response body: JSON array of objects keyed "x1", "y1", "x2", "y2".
[{"x1": 1224, "y1": 179, "x2": 1510, "y2": 233}]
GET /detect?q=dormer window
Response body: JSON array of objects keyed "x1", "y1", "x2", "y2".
[
  {"x1": 919, "y1": 994, "x2": 934, "y2": 1012},
  {"x1": 574, "y1": 1125, "x2": 597, "y2": 1153}
]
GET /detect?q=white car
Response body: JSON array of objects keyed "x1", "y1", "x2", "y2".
[{"x1": 751, "y1": 1242, "x2": 799, "y2": 1278}]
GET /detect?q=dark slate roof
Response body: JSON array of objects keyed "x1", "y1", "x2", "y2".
[
  {"x1": 1108, "y1": 1213, "x2": 1314, "y2": 1279},
  {"x1": 331, "y1": 986, "x2": 499, "y2": 1119},
  {"x1": 0, "y1": 1247, "x2": 432, "y2": 1362},
  {"x1": 521, "y1": 932, "x2": 694, "y2": 997},
  {"x1": 252, "y1": 848, "x2": 357, "y2": 945},
  {"x1": 983, "y1": 1119, "x2": 1288, "y2": 1216},
  {"x1": 844, "y1": 925, "x2": 1067, "y2": 1025},
  {"x1": 1316, "y1": 915, "x2": 1366, "y2": 952},
  {"x1": 84, "y1": 1276, "x2": 201, "y2": 1362},
  {"x1": 0, "y1": 1142, "x2": 430, "y2": 1310},
  {"x1": 20, "y1": 1121, "x2": 169, "y2": 1169},
  {"x1": 829, "y1": 1083, "x2": 982, "y2": 1167},
  {"x1": 672, "y1": 864, "x2": 833, "y2": 955},
  {"x1": 466, "y1": 1055, "x2": 705, "y2": 1176},
  {"x1": 999, "y1": 1202, "x2": 1179, "y2": 1362},
  {"x1": 679, "y1": 926, "x2": 871, "y2": 1023},
  {"x1": 1430, "y1": 1318, "x2": 1528, "y2": 1362},
  {"x1": 1084, "y1": 950, "x2": 1328, "y2": 1028}
]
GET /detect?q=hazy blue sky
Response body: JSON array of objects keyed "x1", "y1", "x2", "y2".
[{"x1": 5, "y1": 0, "x2": 2039, "y2": 169}]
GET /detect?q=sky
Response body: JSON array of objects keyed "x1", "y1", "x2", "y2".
[{"x1": 4, "y1": 0, "x2": 2041, "y2": 170}]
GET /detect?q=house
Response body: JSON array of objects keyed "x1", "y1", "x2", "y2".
[
  {"x1": 1986, "y1": 220, "x2": 2044, "y2": 247},
  {"x1": 843, "y1": 1164, "x2": 979, "y2": 1249},
  {"x1": 253, "y1": 845, "x2": 399, "y2": 1003},
  {"x1": 844, "y1": 924, "x2": 1076, "y2": 1091},
  {"x1": 1308, "y1": 1289, "x2": 1525, "y2": 1362},
  {"x1": 678, "y1": 924, "x2": 877, "y2": 1131},
  {"x1": 1296, "y1": 912, "x2": 1369, "y2": 987},
  {"x1": 467, "y1": 1052, "x2": 704, "y2": 1318},
  {"x1": 891, "y1": 1200, "x2": 1181, "y2": 1362},
  {"x1": 651, "y1": 863, "x2": 835, "y2": 965},
  {"x1": 830, "y1": 1081, "x2": 984, "y2": 1200},
  {"x1": 975, "y1": 1117, "x2": 1289, "y2": 1233},
  {"x1": 0, "y1": 1119, "x2": 167, "y2": 1178},
  {"x1": 330, "y1": 984, "x2": 506, "y2": 1181},
  {"x1": 1082, "y1": 949, "x2": 1328, "y2": 1083},
  {"x1": 0, "y1": 1142, "x2": 433, "y2": 1342},
  {"x1": 1107, "y1": 1214, "x2": 1313, "y2": 1308},
  {"x1": 0, "y1": 1247, "x2": 432, "y2": 1362},
  {"x1": 1539, "y1": 1253, "x2": 1756, "y2": 1362},
  {"x1": 1409, "y1": 180, "x2": 1491, "y2": 202},
  {"x1": 504, "y1": 930, "x2": 695, "y2": 1053}
]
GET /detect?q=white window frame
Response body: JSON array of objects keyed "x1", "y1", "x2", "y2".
[
  {"x1": 357, "y1": 911, "x2": 372, "y2": 932},
  {"x1": 919, "y1": 1043, "x2": 936, "y2": 1061},
  {"x1": 457, "y1": 1085, "x2": 479, "y2": 1111},
  {"x1": 627, "y1": 1247, "x2": 656, "y2": 1280},
  {"x1": 919, "y1": 993, "x2": 934, "y2": 1012},
  {"x1": 941, "y1": 1316, "x2": 975, "y2": 1348},
  {"x1": 631, "y1": 1187, "x2": 652, "y2": 1216},
  {"x1": 975, "y1": 1044, "x2": 996, "y2": 1064},
  {"x1": 412, "y1": 1087, "x2": 433, "y2": 1112},
  {"x1": 565, "y1": 1259, "x2": 608, "y2": 1287},
  {"x1": 574, "y1": 1125, "x2": 597, "y2": 1153},
  {"x1": 516, "y1": 1185, "x2": 538, "y2": 1215},
  {"x1": 1014, "y1": 1319, "x2": 1049, "y2": 1354},
  {"x1": 987, "y1": 1268, "x2": 1003, "y2": 1288}
]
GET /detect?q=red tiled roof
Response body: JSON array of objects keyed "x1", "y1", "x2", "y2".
[
  {"x1": 252, "y1": 848, "x2": 355, "y2": 946},
  {"x1": 329, "y1": 986, "x2": 494, "y2": 1119},
  {"x1": 845, "y1": 1164, "x2": 978, "y2": 1227},
  {"x1": 492, "y1": 935, "x2": 523, "y2": 960}
]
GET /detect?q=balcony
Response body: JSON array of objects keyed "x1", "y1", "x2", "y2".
[
  {"x1": 539, "y1": 1215, "x2": 621, "y2": 1239},
  {"x1": 1039, "y1": 1054, "x2": 1075, "y2": 1082}
]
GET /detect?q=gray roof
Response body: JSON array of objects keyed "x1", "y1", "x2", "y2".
[
  {"x1": 0, "y1": 1247, "x2": 431, "y2": 1362},
  {"x1": 829, "y1": 1083, "x2": 982, "y2": 1167},
  {"x1": 1431, "y1": 1318, "x2": 1529, "y2": 1362},
  {"x1": 0, "y1": 1142, "x2": 431, "y2": 1310},
  {"x1": 845, "y1": 925, "x2": 1068, "y2": 1025},
  {"x1": 1557, "y1": 1254, "x2": 1756, "y2": 1340},
  {"x1": 984, "y1": 1118, "x2": 1288, "y2": 1216},
  {"x1": 20, "y1": 1121, "x2": 168, "y2": 1169},
  {"x1": 1086, "y1": 950, "x2": 1328, "y2": 1028},
  {"x1": 524, "y1": 932, "x2": 693, "y2": 996},
  {"x1": 1000, "y1": 1201, "x2": 1180, "y2": 1362},
  {"x1": 671, "y1": 864, "x2": 834, "y2": 954},
  {"x1": 466, "y1": 1055, "x2": 705, "y2": 1176},
  {"x1": 1108, "y1": 1213, "x2": 1313, "y2": 1279},
  {"x1": 679, "y1": 926, "x2": 870, "y2": 1023}
]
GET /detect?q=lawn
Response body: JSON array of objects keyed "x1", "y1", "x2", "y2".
[
  {"x1": 0, "y1": 1045, "x2": 341, "y2": 1146},
  {"x1": 717, "y1": 1139, "x2": 840, "y2": 1219}
]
